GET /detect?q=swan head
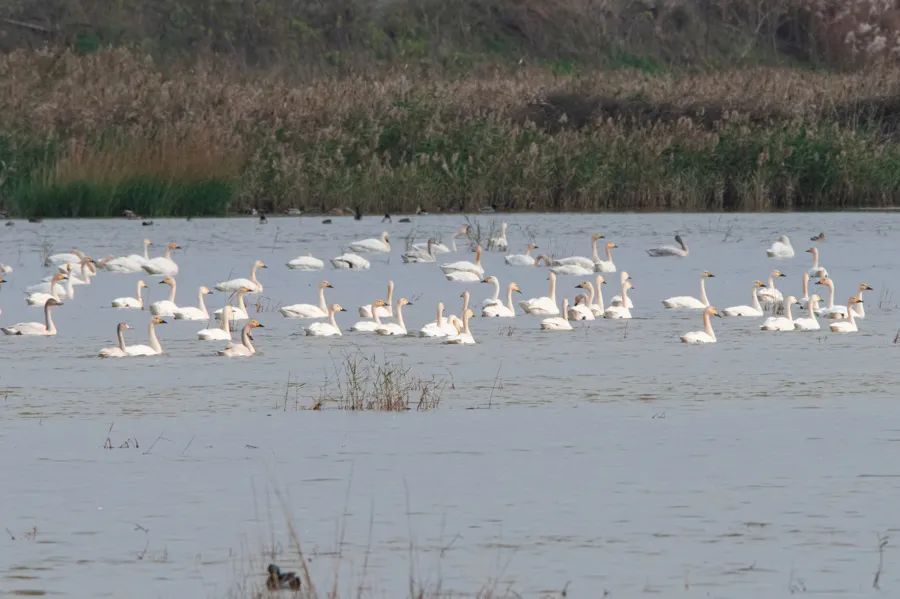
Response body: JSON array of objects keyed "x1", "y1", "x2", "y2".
[
  {"x1": 575, "y1": 281, "x2": 593, "y2": 291},
  {"x1": 45, "y1": 298, "x2": 64, "y2": 308},
  {"x1": 675, "y1": 234, "x2": 684, "y2": 243},
  {"x1": 159, "y1": 277, "x2": 175, "y2": 287},
  {"x1": 167, "y1": 242, "x2": 181, "y2": 250},
  {"x1": 245, "y1": 319, "x2": 264, "y2": 339},
  {"x1": 50, "y1": 272, "x2": 67, "y2": 283},
  {"x1": 455, "y1": 224, "x2": 472, "y2": 238},
  {"x1": 548, "y1": 271, "x2": 557, "y2": 282},
  {"x1": 464, "y1": 308, "x2": 475, "y2": 320},
  {"x1": 527, "y1": 243, "x2": 539, "y2": 251},
  {"x1": 151, "y1": 316, "x2": 167, "y2": 325},
  {"x1": 237, "y1": 286, "x2": 253, "y2": 295},
  {"x1": 320, "y1": 280, "x2": 334, "y2": 289},
  {"x1": 397, "y1": 298, "x2": 412, "y2": 307},
  {"x1": 706, "y1": 306, "x2": 722, "y2": 318},
  {"x1": 387, "y1": 280, "x2": 394, "y2": 291},
  {"x1": 814, "y1": 277, "x2": 832, "y2": 287},
  {"x1": 144, "y1": 239, "x2": 153, "y2": 246},
  {"x1": 117, "y1": 322, "x2": 131, "y2": 332},
  {"x1": 859, "y1": 282, "x2": 874, "y2": 291},
  {"x1": 590, "y1": 233, "x2": 605, "y2": 241},
  {"x1": 753, "y1": 280, "x2": 766, "y2": 288},
  {"x1": 459, "y1": 290, "x2": 470, "y2": 301},
  {"x1": 805, "y1": 247, "x2": 818, "y2": 256},
  {"x1": 481, "y1": 276, "x2": 499, "y2": 285},
  {"x1": 606, "y1": 241, "x2": 618, "y2": 249},
  {"x1": 381, "y1": 231, "x2": 390, "y2": 243},
  {"x1": 534, "y1": 255, "x2": 551, "y2": 266},
  {"x1": 138, "y1": 280, "x2": 148, "y2": 289},
  {"x1": 809, "y1": 293, "x2": 822, "y2": 303},
  {"x1": 778, "y1": 235, "x2": 790, "y2": 244},
  {"x1": 510, "y1": 282, "x2": 522, "y2": 294},
  {"x1": 811, "y1": 232, "x2": 826, "y2": 241},
  {"x1": 437, "y1": 301, "x2": 445, "y2": 313},
  {"x1": 255, "y1": 260, "x2": 268, "y2": 269},
  {"x1": 371, "y1": 299, "x2": 388, "y2": 308},
  {"x1": 848, "y1": 297, "x2": 863, "y2": 307},
  {"x1": 200, "y1": 286, "x2": 213, "y2": 295},
  {"x1": 784, "y1": 295, "x2": 798, "y2": 305},
  {"x1": 771, "y1": 270, "x2": 786, "y2": 278},
  {"x1": 474, "y1": 245, "x2": 483, "y2": 258},
  {"x1": 330, "y1": 304, "x2": 347, "y2": 313},
  {"x1": 701, "y1": 271, "x2": 715, "y2": 278}
]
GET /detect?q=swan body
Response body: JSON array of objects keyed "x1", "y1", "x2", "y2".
[
  {"x1": 541, "y1": 299, "x2": 574, "y2": 331},
  {"x1": 551, "y1": 263, "x2": 593, "y2": 276},
  {"x1": 441, "y1": 246, "x2": 484, "y2": 276},
  {"x1": 218, "y1": 320, "x2": 264, "y2": 356},
  {"x1": 27, "y1": 266, "x2": 75, "y2": 299},
  {"x1": 47, "y1": 250, "x2": 84, "y2": 266},
  {"x1": 604, "y1": 280, "x2": 634, "y2": 319},
  {"x1": 349, "y1": 231, "x2": 391, "y2": 253},
  {"x1": 663, "y1": 271, "x2": 713, "y2": 309},
  {"x1": 570, "y1": 282, "x2": 597, "y2": 320},
  {"x1": 488, "y1": 222, "x2": 508, "y2": 252},
  {"x1": 648, "y1": 234, "x2": 688, "y2": 257},
  {"x1": 103, "y1": 239, "x2": 152, "y2": 272},
  {"x1": 505, "y1": 243, "x2": 539, "y2": 266},
  {"x1": 760, "y1": 296, "x2": 798, "y2": 331},
  {"x1": 723, "y1": 281, "x2": 766, "y2": 317},
  {"x1": 280, "y1": 280, "x2": 333, "y2": 319},
  {"x1": 359, "y1": 281, "x2": 394, "y2": 318},
  {"x1": 553, "y1": 233, "x2": 603, "y2": 270},
  {"x1": 216, "y1": 260, "x2": 267, "y2": 293},
  {"x1": 609, "y1": 271, "x2": 633, "y2": 309},
  {"x1": 445, "y1": 271, "x2": 482, "y2": 283},
  {"x1": 766, "y1": 235, "x2": 794, "y2": 258},
  {"x1": 124, "y1": 316, "x2": 168, "y2": 356},
  {"x1": 26, "y1": 273, "x2": 68, "y2": 306},
  {"x1": 99, "y1": 322, "x2": 131, "y2": 358},
  {"x1": 173, "y1": 286, "x2": 213, "y2": 320},
  {"x1": 482, "y1": 281, "x2": 521, "y2": 318},
  {"x1": 111, "y1": 280, "x2": 149, "y2": 309},
  {"x1": 593, "y1": 241, "x2": 617, "y2": 273},
  {"x1": 420, "y1": 302, "x2": 459, "y2": 337},
  {"x1": 286, "y1": 254, "x2": 324, "y2": 271},
  {"x1": 681, "y1": 306, "x2": 721, "y2": 344},
  {"x1": 306, "y1": 304, "x2": 346, "y2": 336},
  {"x1": 829, "y1": 298, "x2": 863, "y2": 333},
  {"x1": 375, "y1": 298, "x2": 411, "y2": 336},
  {"x1": 805, "y1": 247, "x2": 828, "y2": 278},
  {"x1": 142, "y1": 242, "x2": 181, "y2": 276},
  {"x1": 331, "y1": 253, "x2": 370, "y2": 270},
  {"x1": 851, "y1": 283, "x2": 874, "y2": 318},
  {"x1": 63, "y1": 258, "x2": 96, "y2": 285},
  {"x1": 350, "y1": 300, "x2": 388, "y2": 332},
  {"x1": 444, "y1": 308, "x2": 476, "y2": 344},
  {"x1": 814, "y1": 277, "x2": 848, "y2": 318},
  {"x1": 519, "y1": 272, "x2": 559, "y2": 316},
  {"x1": 794, "y1": 295, "x2": 821, "y2": 331},
  {"x1": 757, "y1": 270, "x2": 786, "y2": 305},
  {"x1": 149, "y1": 277, "x2": 179, "y2": 317},
  {"x1": 3, "y1": 298, "x2": 63, "y2": 335},
  {"x1": 198, "y1": 305, "x2": 232, "y2": 341}
]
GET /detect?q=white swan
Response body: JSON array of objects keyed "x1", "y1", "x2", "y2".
[
  {"x1": 482, "y1": 282, "x2": 521, "y2": 318},
  {"x1": 66, "y1": 257, "x2": 96, "y2": 285},
  {"x1": 124, "y1": 318, "x2": 163, "y2": 357},
  {"x1": 541, "y1": 298, "x2": 574, "y2": 331},
  {"x1": 306, "y1": 304, "x2": 346, "y2": 337},
  {"x1": 26, "y1": 272, "x2": 67, "y2": 306},
  {"x1": 445, "y1": 270, "x2": 482, "y2": 283},
  {"x1": 488, "y1": 222, "x2": 508, "y2": 252},
  {"x1": 411, "y1": 225, "x2": 470, "y2": 254},
  {"x1": 851, "y1": 282, "x2": 874, "y2": 319},
  {"x1": 519, "y1": 271, "x2": 559, "y2": 315},
  {"x1": 794, "y1": 295, "x2": 822, "y2": 331},
  {"x1": 805, "y1": 247, "x2": 828, "y2": 278},
  {"x1": 99, "y1": 322, "x2": 131, "y2": 358},
  {"x1": 760, "y1": 296, "x2": 799, "y2": 331},
  {"x1": 198, "y1": 305, "x2": 232, "y2": 341},
  {"x1": 648, "y1": 234, "x2": 688, "y2": 257},
  {"x1": 375, "y1": 298, "x2": 411, "y2": 336},
  {"x1": 359, "y1": 281, "x2": 394, "y2": 318},
  {"x1": 420, "y1": 302, "x2": 458, "y2": 337},
  {"x1": 350, "y1": 300, "x2": 389, "y2": 332},
  {"x1": 349, "y1": 231, "x2": 391, "y2": 253},
  {"x1": 103, "y1": 239, "x2": 153, "y2": 273},
  {"x1": 757, "y1": 270, "x2": 786, "y2": 305},
  {"x1": 402, "y1": 239, "x2": 436, "y2": 263},
  {"x1": 589, "y1": 275, "x2": 607, "y2": 317},
  {"x1": 814, "y1": 277, "x2": 847, "y2": 319},
  {"x1": 593, "y1": 241, "x2": 617, "y2": 273},
  {"x1": 481, "y1": 275, "x2": 503, "y2": 307},
  {"x1": 830, "y1": 298, "x2": 863, "y2": 333},
  {"x1": 280, "y1": 280, "x2": 333, "y2": 319},
  {"x1": 553, "y1": 233, "x2": 603, "y2": 269},
  {"x1": 444, "y1": 308, "x2": 476, "y2": 344},
  {"x1": 47, "y1": 249, "x2": 84, "y2": 266},
  {"x1": 551, "y1": 262, "x2": 594, "y2": 276},
  {"x1": 149, "y1": 277, "x2": 180, "y2": 317},
  {"x1": 449, "y1": 290, "x2": 471, "y2": 326},
  {"x1": 173, "y1": 286, "x2": 213, "y2": 320},
  {"x1": 214, "y1": 288, "x2": 251, "y2": 321},
  {"x1": 286, "y1": 254, "x2": 324, "y2": 271},
  {"x1": 604, "y1": 280, "x2": 634, "y2": 319},
  {"x1": 142, "y1": 242, "x2": 181, "y2": 276},
  {"x1": 218, "y1": 320, "x2": 264, "y2": 356},
  {"x1": 505, "y1": 243, "x2": 539, "y2": 266},
  {"x1": 569, "y1": 282, "x2": 596, "y2": 321},
  {"x1": 112, "y1": 280, "x2": 149, "y2": 309},
  {"x1": 800, "y1": 272, "x2": 810, "y2": 302},
  {"x1": 3, "y1": 298, "x2": 63, "y2": 335},
  {"x1": 663, "y1": 271, "x2": 714, "y2": 309},
  {"x1": 441, "y1": 245, "x2": 484, "y2": 276},
  {"x1": 609, "y1": 271, "x2": 633, "y2": 309},
  {"x1": 26, "y1": 265, "x2": 73, "y2": 297},
  {"x1": 681, "y1": 306, "x2": 721, "y2": 344},
  {"x1": 216, "y1": 260, "x2": 267, "y2": 293},
  {"x1": 330, "y1": 253, "x2": 371, "y2": 270},
  {"x1": 723, "y1": 280, "x2": 766, "y2": 317},
  {"x1": 766, "y1": 235, "x2": 794, "y2": 258},
  {"x1": 0, "y1": 263, "x2": 11, "y2": 274}
]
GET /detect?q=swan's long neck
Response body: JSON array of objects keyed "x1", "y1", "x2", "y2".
[
  {"x1": 591, "y1": 238, "x2": 600, "y2": 262},
  {"x1": 328, "y1": 308, "x2": 339, "y2": 329},
  {"x1": 65, "y1": 273, "x2": 74, "y2": 298},
  {"x1": 137, "y1": 282, "x2": 145, "y2": 308},
  {"x1": 785, "y1": 302, "x2": 795, "y2": 322},
  {"x1": 396, "y1": 303, "x2": 406, "y2": 331},
  {"x1": 386, "y1": 283, "x2": 394, "y2": 306},
  {"x1": 168, "y1": 281, "x2": 177, "y2": 303},
  {"x1": 856, "y1": 289, "x2": 867, "y2": 317},
  {"x1": 505, "y1": 285, "x2": 515, "y2": 311},
  {"x1": 241, "y1": 325, "x2": 255, "y2": 352},
  {"x1": 462, "y1": 293, "x2": 470, "y2": 315},
  {"x1": 811, "y1": 250, "x2": 819, "y2": 269},
  {"x1": 826, "y1": 281, "x2": 836, "y2": 309},
  {"x1": 116, "y1": 327, "x2": 127, "y2": 351},
  {"x1": 463, "y1": 311, "x2": 471, "y2": 335},
  {"x1": 436, "y1": 303, "x2": 444, "y2": 325},
  {"x1": 549, "y1": 276, "x2": 557, "y2": 304},
  {"x1": 249, "y1": 264, "x2": 259, "y2": 285},
  {"x1": 490, "y1": 279, "x2": 500, "y2": 302},
  {"x1": 584, "y1": 283, "x2": 595, "y2": 305},
  {"x1": 44, "y1": 303, "x2": 56, "y2": 334},
  {"x1": 621, "y1": 283, "x2": 630, "y2": 304},
  {"x1": 197, "y1": 289, "x2": 208, "y2": 314},
  {"x1": 80, "y1": 261, "x2": 92, "y2": 282},
  {"x1": 221, "y1": 307, "x2": 232, "y2": 333},
  {"x1": 846, "y1": 302, "x2": 857, "y2": 325},
  {"x1": 237, "y1": 292, "x2": 247, "y2": 313},
  {"x1": 562, "y1": 299, "x2": 570, "y2": 322},
  {"x1": 525, "y1": 246, "x2": 533, "y2": 257},
  {"x1": 605, "y1": 245, "x2": 614, "y2": 262},
  {"x1": 595, "y1": 278, "x2": 605, "y2": 310},
  {"x1": 802, "y1": 274, "x2": 809, "y2": 299},
  {"x1": 317, "y1": 286, "x2": 327, "y2": 312},
  {"x1": 807, "y1": 299, "x2": 819, "y2": 319},
  {"x1": 164, "y1": 246, "x2": 172, "y2": 259},
  {"x1": 751, "y1": 285, "x2": 761, "y2": 310},
  {"x1": 148, "y1": 321, "x2": 162, "y2": 353},
  {"x1": 700, "y1": 278, "x2": 709, "y2": 306},
  {"x1": 679, "y1": 238, "x2": 688, "y2": 253},
  {"x1": 703, "y1": 311, "x2": 715, "y2": 340},
  {"x1": 143, "y1": 241, "x2": 150, "y2": 260}
]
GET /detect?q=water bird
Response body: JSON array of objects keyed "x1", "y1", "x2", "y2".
[
  {"x1": 541, "y1": 299, "x2": 574, "y2": 331},
  {"x1": 3, "y1": 298, "x2": 63, "y2": 336},
  {"x1": 142, "y1": 220, "x2": 153, "y2": 226},
  {"x1": 663, "y1": 271, "x2": 713, "y2": 309},
  {"x1": 99, "y1": 322, "x2": 131, "y2": 358},
  {"x1": 505, "y1": 243, "x2": 540, "y2": 266},
  {"x1": 375, "y1": 298, "x2": 412, "y2": 336},
  {"x1": 519, "y1": 272, "x2": 559, "y2": 316},
  {"x1": 604, "y1": 280, "x2": 634, "y2": 319},
  {"x1": 766, "y1": 235, "x2": 794, "y2": 258},
  {"x1": 553, "y1": 233, "x2": 604, "y2": 270},
  {"x1": 398, "y1": 217, "x2": 411, "y2": 223},
  {"x1": 124, "y1": 316, "x2": 168, "y2": 356},
  {"x1": 280, "y1": 280, "x2": 334, "y2": 319},
  {"x1": 723, "y1": 281, "x2": 766, "y2": 317},
  {"x1": 259, "y1": 213, "x2": 268, "y2": 224},
  {"x1": 142, "y1": 242, "x2": 181, "y2": 276},
  {"x1": 216, "y1": 260, "x2": 267, "y2": 293},
  {"x1": 444, "y1": 308, "x2": 476, "y2": 344},
  {"x1": 266, "y1": 564, "x2": 301, "y2": 591},
  {"x1": 306, "y1": 304, "x2": 346, "y2": 337},
  {"x1": 218, "y1": 320, "x2": 264, "y2": 357},
  {"x1": 810, "y1": 232, "x2": 826, "y2": 242},
  {"x1": 760, "y1": 296, "x2": 799, "y2": 331},
  {"x1": 830, "y1": 298, "x2": 863, "y2": 333},
  {"x1": 349, "y1": 232, "x2": 390, "y2": 253},
  {"x1": 382, "y1": 213, "x2": 392, "y2": 223},
  {"x1": 681, "y1": 306, "x2": 721, "y2": 344},
  {"x1": 286, "y1": 254, "x2": 324, "y2": 271},
  {"x1": 322, "y1": 219, "x2": 332, "y2": 224},
  {"x1": 149, "y1": 277, "x2": 180, "y2": 317},
  {"x1": 805, "y1": 247, "x2": 828, "y2": 278},
  {"x1": 647, "y1": 234, "x2": 689, "y2": 257},
  {"x1": 111, "y1": 280, "x2": 149, "y2": 309}
]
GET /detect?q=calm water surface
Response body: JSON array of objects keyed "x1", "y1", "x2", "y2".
[{"x1": 2, "y1": 213, "x2": 899, "y2": 597}]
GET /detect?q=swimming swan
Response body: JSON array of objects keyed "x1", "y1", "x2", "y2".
[
  {"x1": 609, "y1": 271, "x2": 633, "y2": 309},
  {"x1": 794, "y1": 294, "x2": 822, "y2": 331},
  {"x1": 805, "y1": 247, "x2": 828, "y2": 279},
  {"x1": 216, "y1": 260, "x2": 267, "y2": 293},
  {"x1": 47, "y1": 249, "x2": 84, "y2": 267},
  {"x1": 103, "y1": 239, "x2": 153, "y2": 273},
  {"x1": 3, "y1": 298, "x2": 63, "y2": 335},
  {"x1": 112, "y1": 280, "x2": 149, "y2": 309},
  {"x1": 604, "y1": 280, "x2": 634, "y2": 319},
  {"x1": 760, "y1": 296, "x2": 798, "y2": 331},
  {"x1": 723, "y1": 280, "x2": 766, "y2": 317},
  {"x1": 173, "y1": 286, "x2": 213, "y2": 320},
  {"x1": 99, "y1": 322, "x2": 131, "y2": 357},
  {"x1": 553, "y1": 233, "x2": 604, "y2": 270},
  {"x1": 814, "y1": 277, "x2": 847, "y2": 319},
  {"x1": 142, "y1": 242, "x2": 181, "y2": 276},
  {"x1": 149, "y1": 277, "x2": 180, "y2": 317},
  {"x1": 505, "y1": 243, "x2": 540, "y2": 266},
  {"x1": 482, "y1": 281, "x2": 521, "y2": 318},
  {"x1": 359, "y1": 281, "x2": 395, "y2": 318},
  {"x1": 402, "y1": 239, "x2": 437, "y2": 263},
  {"x1": 306, "y1": 304, "x2": 346, "y2": 336},
  {"x1": 375, "y1": 298, "x2": 412, "y2": 336},
  {"x1": 218, "y1": 320, "x2": 264, "y2": 356},
  {"x1": 593, "y1": 241, "x2": 618, "y2": 273},
  {"x1": 26, "y1": 272, "x2": 67, "y2": 306},
  {"x1": 441, "y1": 246, "x2": 484, "y2": 276},
  {"x1": 330, "y1": 252, "x2": 371, "y2": 270},
  {"x1": 280, "y1": 280, "x2": 333, "y2": 318},
  {"x1": 766, "y1": 235, "x2": 794, "y2": 258},
  {"x1": 829, "y1": 298, "x2": 863, "y2": 333},
  {"x1": 663, "y1": 271, "x2": 714, "y2": 309},
  {"x1": 570, "y1": 282, "x2": 597, "y2": 320},
  {"x1": 286, "y1": 254, "x2": 325, "y2": 271},
  {"x1": 648, "y1": 234, "x2": 688, "y2": 257},
  {"x1": 350, "y1": 231, "x2": 391, "y2": 253},
  {"x1": 551, "y1": 262, "x2": 594, "y2": 276},
  {"x1": 541, "y1": 298, "x2": 574, "y2": 331},
  {"x1": 757, "y1": 270, "x2": 786, "y2": 305},
  {"x1": 481, "y1": 275, "x2": 503, "y2": 307},
  {"x1": 488, "y1": 222, "x2": 508, "y2": 252},
  {"x1": 350, "y1": 300, "x2": 389, "y2": 332},
  {"x1": 420, "y1": 302, "x2": 458, "y2": 337},
  {"x1": 444, "y1": 308, "x2": 476, "y2": 344},
  {"x1": 680, "y1": 306, "x2": 721, "y2": 344},
  {"x1": 519, "y1": 271, "x2": 559, "y2": 315},
  {"x1": 851, "y1": 282, "x2": 874, "y2": 319},
  {"x1": 198, "y1": 305, "x2": 233, "y2": 341},
  {"x1": 214, "y1": 288, "x2": 251, "y2": 321}
]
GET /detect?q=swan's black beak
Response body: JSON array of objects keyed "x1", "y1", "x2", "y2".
[
  {"x1": 159, "y1": 319, "x2": 167, "y2": 324},
  {"x1": 158, "y1": 280, "x2": 166, "y2": 284},
  {"x1": 256, "y1": 323, "x2": 265, "y2": 328},
  {"x1": 339, "y1": 308, "x2": 347, "y2": 312},
  {"x1": 515, "y1": 289, "x2": 522, "y2": 294},
  {"x1": 406, "y1": 301, "x2": 414, "y2": 306},
  {"x1": 778, "y1": 273, "x2": 786, "y2": 278},
  {"x1": 326, "y1": 283, "x2": 334, "y2": 288},
  {"x1": 261, "y1": 264, "x2": 268, "y2": 269}
]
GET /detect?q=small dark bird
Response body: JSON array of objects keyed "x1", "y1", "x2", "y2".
[
  {"x1": 186, "y1": 215, "x2": 193, "y2": 222},
  {"x1": 353, "y1": 206, "x2": 362, "y2": 220},
  {"x1": 322, "y1": 219, "x2": 332, "y2": 224},
  {"x1": 415, "y1": 205, "x2": 429, "y2": 215},
  {"x1": 5, "y1": 221, "x2": 13, "y2": 227},
  {"x1": 266, "y1": 564, "x2": 301, "y2": 591},
  {"x1": 398, "y1": 217, "x2": 411, "y2": 223},
  {"x1": 28, "y1": 217, "x2": 43, "y2": 223},
  {"x1": 810, "y1": 232, "x2": 826, "y2": 242},
  {"x1": 382, "y1": 213, "x2": 392, "y2": 223},
  {"x1": 142, "y1": 220, "x2": 154, "y2": 226},
  {"x1": 259, "y1": 213, "x2": 268, "y2": 224}
]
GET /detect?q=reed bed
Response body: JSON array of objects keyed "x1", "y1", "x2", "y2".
[{"x1": 3, "y1": 49, "x2": 900, "y2": 216}]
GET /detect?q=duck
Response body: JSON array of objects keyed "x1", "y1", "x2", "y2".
[
  {"x1": 197, "y1": 305, "x2": 233, "y2": 341},
  {"x1": 569, "y1": 282, "x2": 597, "y2": 320},
  {"x1": 541, "y1": 299, "x2": 574, "y2": 331},
  {"x1": 647, "y1": 234, "x2": 688, "y2": 257},
  {"x1": 680, "y1": 306, "x2": 721, "y2": 344},
  {"x1": 280, "y1": 280, "x2": 333, "y2": 319},
  {"x1": 350, "y1": 300, "x2": 388, "y2": 332},
  {"x1": 149, "y1": 277, "x2": 180, "y2": 317},
  {"x1": 402, "y1": 239, "x2": 436, "y2": 263},
  {"x1": 851, "y1": 283, "x2": 874, "y2": 319},
  {"x1": 99, "y1": 322, "x2": 131, "y2": 358},
  {"x1": 141, "y1": 242, "x2": 181, "y2": 276},
  {"x1": 375, "y1": 298, "x2": 412, "y2": 336},
  {"x1": 553, "y1": 233, "x2": 604, "y2": 269},
  {"x1": 805, "y1": 247, "x2": 828, "y2": 278},
  {"x1": 593, "y1": 241, "x2": 618, "y2": 273},
  {"x1": 766, "y1": 235, "x2": 794, "y2": 258},
  {"x1": 504, "y1": 243, "x2": 540, "y2": 266},
  {"x1": 482, "y1": 281, "x2": 521, "y2": 318},
  {"x1": 123, "y1": 316, "x2": 168, "y2": 356},
  {"x1": 3, "y1": 298, "x2": 63, "y2": 335},
  {"x1": 218, "y1": 320, "x2": 264, "y2": 356},
  {"x1": 349, "y1": 231, "x2": 391, "y2": 253},
  {"x1": 604, "y1": 280, "x2": 634, "y2": 319},
  {"x1": 440, "y1": 245, "x2": 484, "y2": 276},
  {"x1": 794, "y1": 295, "x2": 822, "y2": 331},
  {"x1": 488, "y1": 222, "x2": 508, "y2": 251},
  {"x1": 358, "y1": 281, "x2": 394, "y2": 318},
  {"x1": 173, "y1": 286, "x2": 213, "y2": 320},
  {"x1": 519, "y1": 271, "x2": 559, "y2": 315},
  {"x1": 213, "y1": 288, "x2": 251, "y2": 321},
  {"x1": 25, "y1": 272, "x2": 68, "y2": 306},
  {"x1": 663, "y1": 271, "x2": 714, "y2": 309},
  {"x1": 814, "y1": 277, "x2": 847, "y2": 318},
  {"x1": 757, "y1": 270, "x2": 787, "y2": 305},
  {"x1": 330, "y1": 253, "x2": 371, "y2": 270},
  {"x1": 760, "y1": 296, "x2": 799, "y2": 331},
  {"x1": 810, "y1": 232, "x2": 826, "y2": 242},
  {"x1": 444, "y1": 308, "x2": 476, "y2": 344},
  {"x1": 723, "y1": 280, "x2": 767, "y2": 317},
  {"x1": 306, "y1": 304, "x2": 346, "y2": 337},
  {"x1": 266, "y1": 564, "x2": 301, "y2": 592},
  {"x1": 830, "y1": 298, "x2": 863, "y2": 333},
  {"x1": 286, "y1": 254, "x2": 325, "y2": 271},
  {"x1": 111, "y1": 280, "x2": 149, "y2": 309},
  {"x1": 215, "y1": 260, "x2": 267, "y2": 293},
  {"x1": 102, "y1": 239, "x2": 153, "y2": 273},
  {"x1": 420, "y1": 302, "x2": 459, "y2": 336},
  {"x1": 609, "y1": 271, "x2": 633, "y2": 309}
]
